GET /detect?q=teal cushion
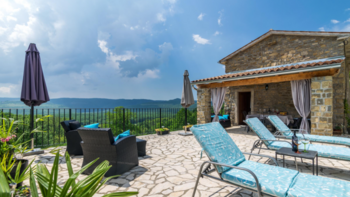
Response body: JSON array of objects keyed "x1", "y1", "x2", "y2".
[
  {"x1": 245, "y1": 118, "x2": 276, "y2": 146},
  {"x1": 286, "y1": 134, "x2": 350, "y2": 147},
  {"x1": 84, "y1": 123, "x2": 99, "y2": 128},
  {"x1": 218, "y1": 116, "x2": 225, "y2": 120},
  {"x1": 268, "y1": 141, "x2": 350, "y2": 161},
  {"x1": 268, "y1": 115, "x2": 291, "y2": 134},
  {"x1": 191, "y1": 122, "x2": 245, "y2": 173},
  {"x1": 115, "y1": 130, "x2": 130, "y2": 142},
  {"x1": 223, "y1": 114, "x2": 229, "y2": 120},
  {"x1": 287, "y1": 173, "x2": 350, "y2": 197},
  {"x1": 222, "y1": 160, "x2": 299, "y2": 197}
]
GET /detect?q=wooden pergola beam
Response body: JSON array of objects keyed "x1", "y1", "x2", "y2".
[{"x1": 197, "y1": 69, "x2": 339, "y2": 89}]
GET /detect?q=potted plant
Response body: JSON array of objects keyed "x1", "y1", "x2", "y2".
[
  {"x1": 333, "y1": 125, "x2": 342, "y2": 135},
  {"x1": 183, "y1": 125, "x2": 193, "y2": 131},
  {"x1": 0, "y1": 116, "x2": 50, "y2": 190},
  {"x1": 155, "y1": 127, "x2": 169, "y2": 135}
]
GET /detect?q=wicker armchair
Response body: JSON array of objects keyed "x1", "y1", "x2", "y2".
[
  {"x1": 60, "y1": 120, "x2": 83, "y2": 156},
  {"x1": 77, "y1": 128, "x2": 139, "y2": 176}
]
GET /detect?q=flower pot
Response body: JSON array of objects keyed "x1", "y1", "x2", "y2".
[
  {"x1": 156, "y1": 130, "x2": 169, "y2": 135},
  {"x1": 333, "y1": 129, "x2": 342, "y2": 135},
  {"x1": 10, "y1": 159, "x2": 29, "y2": 188},
  {"x1": 15, "y1": 186, "x2": 31, "y2": 197}
]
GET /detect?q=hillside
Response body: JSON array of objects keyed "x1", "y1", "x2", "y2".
[{"x1": 0, "y1": 98, "x2": 197, "y2": 109}]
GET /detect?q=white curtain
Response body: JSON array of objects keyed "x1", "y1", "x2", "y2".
[
  {"x1": 291, "y1": 79, "x2": 311, "y2": 134},
  {"x1": 211, "y1": 87, "x2": 227, "y2": 122}
]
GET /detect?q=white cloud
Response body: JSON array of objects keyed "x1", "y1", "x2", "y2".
[
  {"x1": 218, "y1": 10, "x2": 223, "y2": 25},
  {"x1": 0, "y1": 86, "x2": 11, "y2": 94},
  {"x1": 214, "y1": 31, "x2": 221, "y2": 36},
  {"x1": 346, "y1": 8, "x2": 350, "y2": 11},
  {"x1": 346, "y1": 18, "x2": 350, "y2": 23},
  {"x1": 167, "y1": 0, "x2": 176, "y2": 4},
  {"x1": 198, "y1": 13, "x2": 204, "y2": 20},
  {"x1": 6, "y1": 16, "x2": 17, "y2": 22},
  {"x1": 192, "y1": 34, "x2": 210, "y2": 45},
  {"x1": 319, "y1": 27, "x2": 325, "y2": 31},
  {"x1": 98, "y1": 40, "x2": 109, "y2": 54},
  {"x1": 0, "y1": 27, "x2": 7, "y2": 35},
  {"x1": 157, "y1": 13, "x2": 166, "y2": 22},
  {"x1": 136, "y1": 69, "x2": 160, "y2": 79},
  {"x1": 331, "y1": 19, "x2": 339, "y2": 24}
]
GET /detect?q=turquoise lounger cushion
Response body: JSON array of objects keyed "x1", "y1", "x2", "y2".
[
  {"x1": 84, "y1": 123, "x2": 99, "y2": 128},
  {"x1": 191, "y1": 122, "x2": 245, "y2": 173},
  {"x1": 268, "y1": 115, "x2": 291, "y2": 133},
  {"x1": 245, "y1": 118, "x2": 276, "y2": 146},
  {"x1": 283, "y1": 133, "x2": 350, "y2": 147},
  {"x1": 222, "y1": 160, "x2": 299, "y2": 197},
  {"x1": 287, "y1": 173, "x2": 350, "y2": 197},
  {"x1": 268, "y1": 141, "x2": 350, "y2": 161}
]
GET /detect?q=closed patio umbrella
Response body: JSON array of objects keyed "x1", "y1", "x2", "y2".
[
  {"x1": 20, "y1": 43, "x2": 50, "y2": 153},
  {"x1": 179, "y1": 70, "x2": 194, "y2": 136}
]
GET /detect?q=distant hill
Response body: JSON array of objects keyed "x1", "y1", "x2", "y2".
[{"x1": 0, "y1": 98, "x2": 197, "y2": 109}]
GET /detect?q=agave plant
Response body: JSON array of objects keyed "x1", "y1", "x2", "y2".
[
  {"x1": 29, "y1": 151, "x2": 137, "y2": 197},
  {"x1": 0, "y1": 151, "x2": 138, "y2": 196}
]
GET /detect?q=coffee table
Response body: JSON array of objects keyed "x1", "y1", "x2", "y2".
[{"x1": 275, "y1": 147, "x2": 318, "y2": 175}]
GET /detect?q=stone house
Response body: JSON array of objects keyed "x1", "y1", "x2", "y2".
[{"x1": 192, "y1": 30, "x2": 350, "y2": 136}]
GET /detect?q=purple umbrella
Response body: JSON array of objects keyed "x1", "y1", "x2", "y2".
[{"x1": 20, "y1": 43, "x2": 50, "y2": 150}]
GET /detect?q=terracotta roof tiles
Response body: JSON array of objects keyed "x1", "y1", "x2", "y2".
[{"x1": 192, "y1": 58, "x2": 344, "y2": 83}]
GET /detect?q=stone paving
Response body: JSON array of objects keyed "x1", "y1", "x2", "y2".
[{"x1": 24, "y1": 126, "x2": 350, "y2": 197}]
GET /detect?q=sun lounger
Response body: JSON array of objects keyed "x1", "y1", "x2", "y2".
[
  {"x1": 268, "y1": 115, "x2": 350, "y2": 148},
  {"x1": 245, "y1": 117, "x2": 350, "y2": 161},
  {"x1": 191, "y1": 122, "x2": 350, "y2": 197}
]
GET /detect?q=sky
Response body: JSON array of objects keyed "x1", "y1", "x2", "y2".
[{"x1": 0, "y1": 0, "x2": 350, "y2": 100}]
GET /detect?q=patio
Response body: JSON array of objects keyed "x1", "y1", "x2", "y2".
[{"x1": 23, "y1": 127, "x2": 350, "y2": 197}]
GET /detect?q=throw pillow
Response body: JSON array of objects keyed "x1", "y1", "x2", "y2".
[
  {"x1": 84, "y1": 123, "x2": 99, "y2": 128},
  {"x1": 223, "y1": 114, "x2": 229, "y2": 120},
  {"x1": 69, "y1": 121, "x2": 81, "y2": 130},
  {"x1": 115, "y1": 130, "x2": 130, "y2": 142}
]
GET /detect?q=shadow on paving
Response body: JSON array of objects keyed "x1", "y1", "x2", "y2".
[{"x1": 104, "y1": 165, "x2": 148, "y2": 187}]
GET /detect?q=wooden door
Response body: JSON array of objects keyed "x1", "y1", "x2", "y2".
[{"x1": 238, "y1": 92, "x2": 251, "y2": 125}]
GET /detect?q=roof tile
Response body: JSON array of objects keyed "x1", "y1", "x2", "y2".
[{"x1": 192, "y1": 58, "x2": 344, "y2": 83}]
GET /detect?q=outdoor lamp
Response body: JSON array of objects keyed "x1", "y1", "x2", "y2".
[{"x1": 265, "y1": 84, "x2": 269, "y2": 91}]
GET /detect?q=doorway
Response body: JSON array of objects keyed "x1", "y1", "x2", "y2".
[{"x1": 238, "y1": 92, "x2": 251, "y2": 125}]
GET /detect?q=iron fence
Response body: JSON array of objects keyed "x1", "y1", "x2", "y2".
[{"x1": 0, "y1": 107, "x2": 197, "y2": 147}]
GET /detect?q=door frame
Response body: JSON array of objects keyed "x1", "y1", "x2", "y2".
[{"x1": 234, "y1": 89, "x2": 254, "y2": 125}]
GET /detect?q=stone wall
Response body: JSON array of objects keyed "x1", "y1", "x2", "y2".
[
  {"x1": 225, "y1": 35, "x2": 343, "y2": 72},
  {"x1": 311, "y1": 77, "x2": 333, "y2": 136},
  {"x1": 196, "y1": 88, "x2": 211, "y2": 124}
]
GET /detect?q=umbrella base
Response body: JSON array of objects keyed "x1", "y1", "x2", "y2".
[
  {"x1": 23, "y1": 149, "x2": 44, "y2": 156},
  {"x1": 178, "y1": 132, "x2": 193, "y2": 136}
]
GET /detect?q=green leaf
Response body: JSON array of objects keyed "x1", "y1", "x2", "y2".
[
  {"x1": 65, "y1": 152, "x2": 75, "y2": 187},
  {"x1": 30, "y1": 167, "x2": 39, "y2": 197},
  {"x1": 47, "y1": 151, "x2": 60, "y2": 197},
  {"x1": 0, "y1": 165, "x2": 10, "y2": 197}
]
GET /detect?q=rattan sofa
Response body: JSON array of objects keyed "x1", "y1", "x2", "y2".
[
  {"x1": 60, "y1": 120, "x2": 83, "y2": 156},
  {"x1": 77, "y1": 128, "x2": 139, "y2": 176}
]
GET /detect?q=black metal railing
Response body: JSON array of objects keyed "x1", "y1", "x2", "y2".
[{"x1": 0, "y1": 107, "x2": 197, "y2": 147}]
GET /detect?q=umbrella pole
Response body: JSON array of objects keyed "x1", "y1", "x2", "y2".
[
  {"x1": 185, "y1": 108, "x2": 187, "y2": 134},
  {"x1": 30, "y1": 104, "x2": 34, "y2": 150},
  {"x1": 23, "y1": 104, "x2": 44, "y2": 156}
]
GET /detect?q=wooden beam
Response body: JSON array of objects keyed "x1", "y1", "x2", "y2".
[{"x1": 197, "y1": 69, "x2": 339, "y2": 89}]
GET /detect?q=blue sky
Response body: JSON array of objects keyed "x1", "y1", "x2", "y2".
[{"x1": 0, "y1": 0, "x2": 350, "y2": 100}]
